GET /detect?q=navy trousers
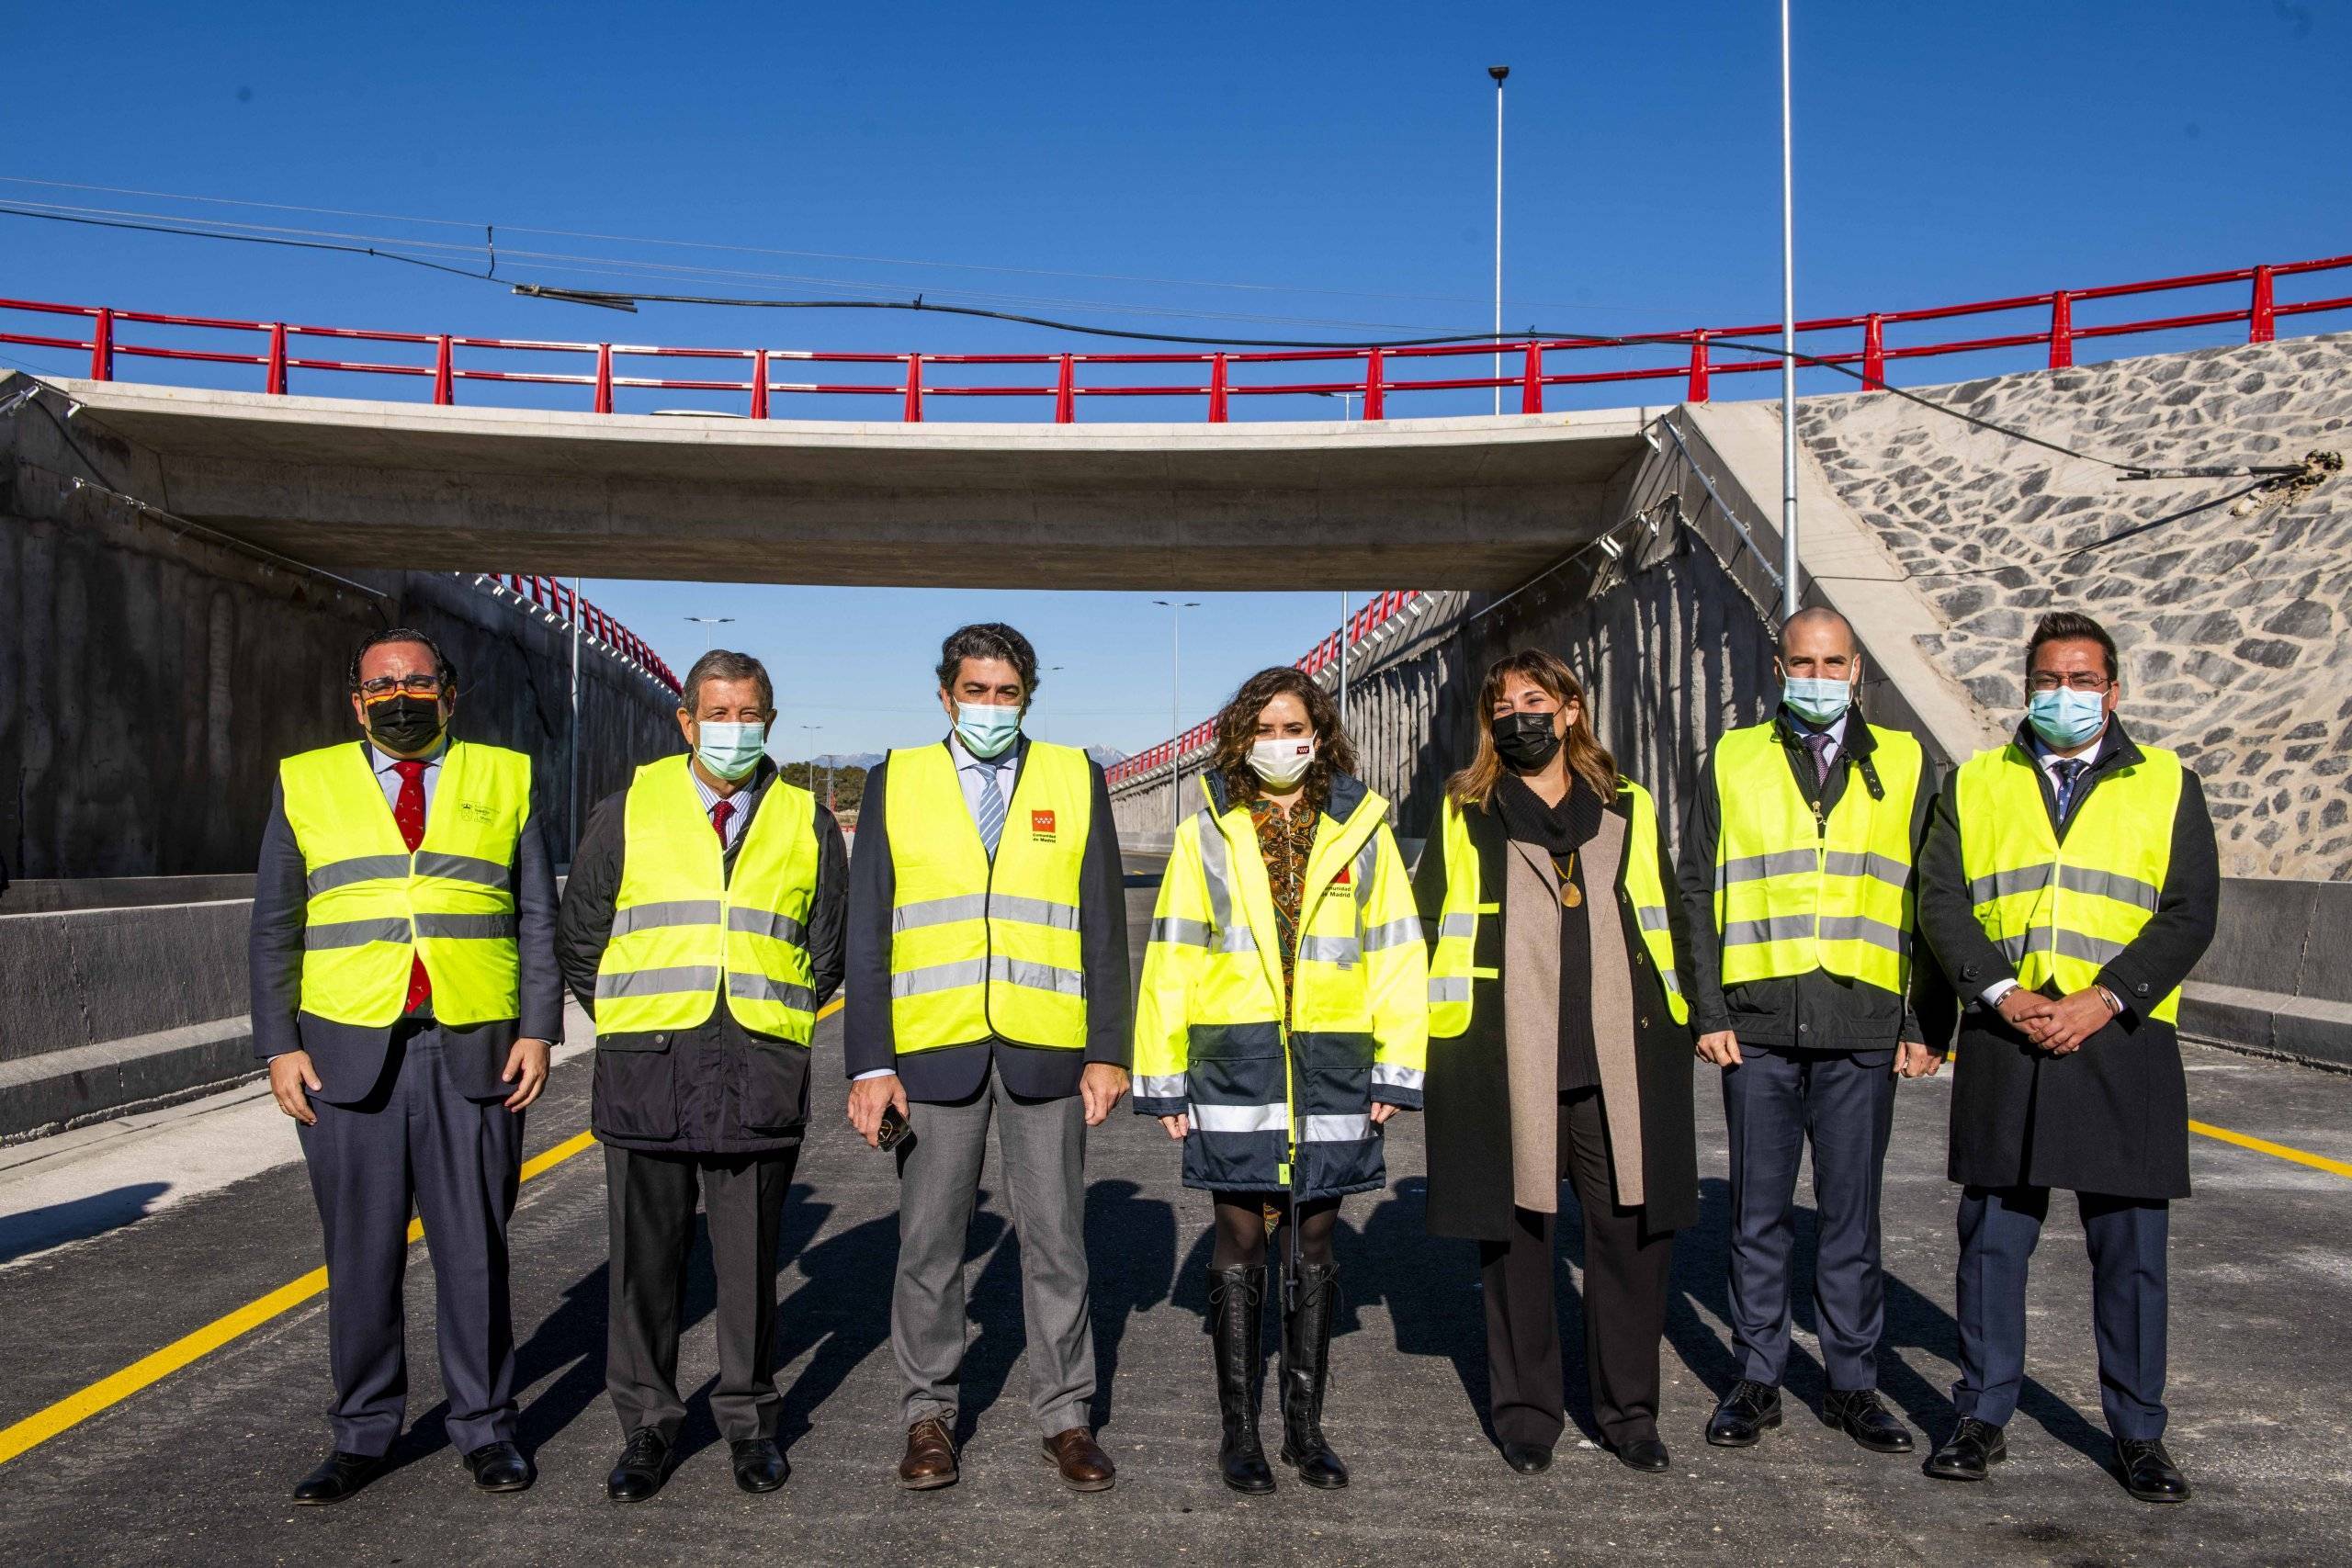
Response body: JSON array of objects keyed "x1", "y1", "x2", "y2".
[
  {"x1": 1951, "y1": 1185, "x2": 2169, "y2": 1440},
  {"x1": 1721, "y1": 1044, "x2": 1895, "y2": 1393},
  {"x1": 298, "y1": 1024, "x2": 524, "y2": 1457}
]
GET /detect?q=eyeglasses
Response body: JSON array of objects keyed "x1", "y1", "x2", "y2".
[
  {"x1": 2027, "y1": 672, "x2": 2113, "y2": 694},
  {"x1": 357, "y1": 675, "x2": 447, "y2": 698}
]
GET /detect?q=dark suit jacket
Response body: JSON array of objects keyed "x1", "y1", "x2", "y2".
[
  {"x1": 1676, "y1": 707, "x2": 1956, "y2": 1054},
  {"x1": 1917, "y1": 718, "x2": 2218, "y2": 1200},
  {"x1": 1416, "y1": 784, "x2": 1700, "y2": 1241},
  {"x1": 248, "y1": 740, "x2": 563, "y2": 1104},
  {"x1": 844, "y1": 736, "x2": 1132, "y2": 1102},
  {"x1": 556, "y1": 759, "x2": 849, "y2": 1153}
]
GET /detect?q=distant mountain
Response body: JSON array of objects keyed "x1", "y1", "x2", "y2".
[
  {"x1": 1087, "y1": 745, "x2": 1128, "y2": 766},
  {"x1": 809, "y1": 751, "x2": 885, "y2": 770}
]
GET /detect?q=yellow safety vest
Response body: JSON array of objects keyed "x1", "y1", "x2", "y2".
[
  {"x1": 1427, "y1": 780, "x2": 1687, "y2": 1039},
  {"x1": 885, "y1": 740, "x2": 1091, "y2": 1053},
  {"x1": 1712, "y1": 721, "x2": 1922, "y2": 996},
  {"x1": 279, "y1": 739, "x2": 529, "y2": 1028},
  {"x1": 1132, "y1": 776, "x2": 1428, "y2": 1191},
  {"x1": 593, "y1": 756, "x2": 821, "y2": 1042},
  {"x1": 1957, "y1": 740, "x2": 2185, "y2": 1024}
]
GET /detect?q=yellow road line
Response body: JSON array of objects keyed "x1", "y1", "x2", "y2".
[
  {"x1": 2190, "y1": 1119, "x2": 2352, "y2": 1180},
  {"x1": 0, "y1": 998, "x2": 842, "y2": 1469}
]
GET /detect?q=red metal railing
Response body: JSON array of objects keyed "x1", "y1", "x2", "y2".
[
  {"x1": 474, "y1": 572, "x2": 681, "y2": 694},
  {"x1": 1104, "y1": 590, "x2": 1428, "y2": 789},
  {"x1": 3, "y1": 254, "x2": 2346, "y2": 425}
]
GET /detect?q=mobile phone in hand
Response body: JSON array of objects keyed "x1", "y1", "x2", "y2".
[{"x1": 876, "y1": 1104, "x2": 912, "y2": 1152}]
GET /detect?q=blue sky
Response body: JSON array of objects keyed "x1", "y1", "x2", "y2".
[{"x1": 4, "y1": 1, "x2": 2346, "y2": 759}]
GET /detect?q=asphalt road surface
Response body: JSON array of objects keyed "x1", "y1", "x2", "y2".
[{"x1": 2, "y1": 861, "x2": 2347, "y2": 1566}]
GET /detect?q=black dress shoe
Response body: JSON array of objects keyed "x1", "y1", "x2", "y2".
[
  {"x1": 1499, "y1": 1442, "x2": 1554, "y2": 1473},
  {"x1": 730, "y1": 1437, "x2": 788, "y2": 1495},
  {"x1": 1821, "y1": 1389, "x2": 1914, "y2": 1454},
  {"x1": 1612, "y1": 1438, "x2": 1671, "y2": 1473},
  {"x1": 1923, "y1": 1417, "x2": 2007, "y2": 1482},
  {"x1": 461, "y1": 1439, "x2": 533, "y2": 1492},
  {"x1": 605, "y1": 1427, "x2": 673, "y2": 1503},
  {"x1": 292, "y1": 1450, "x2": 384, "y2": 1505},
  {"x1": 1705, "y1": 1380, "x2": 1782, "y2": 1448},
  {"x1": 2115, "y1": 1438, "x2": 2189, "y2": 1505}
]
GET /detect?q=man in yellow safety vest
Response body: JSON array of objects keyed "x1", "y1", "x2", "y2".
[
  {"x1": 1916, "y1": 610, "x2": 2216, "y2": 1504},
  {"x1": 844, "y1": 623, "x2": 1132, "y2": 1495}
]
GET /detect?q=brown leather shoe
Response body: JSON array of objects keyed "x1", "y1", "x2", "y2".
[
  {"x1": 1041, "y1": 1427, "x2": 1116, "y2": 1492},
  {"x1": 898, "y1": 1417, "x2": 958, "y2": 1490}
]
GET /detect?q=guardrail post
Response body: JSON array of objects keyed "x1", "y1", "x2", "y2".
[
  {"x1": 1686, "y1": 332, "x2": 1710, "y2": 402},
  {"x1": 1209, "y1": 354, "x2": 1228, "y2": 423},
  {"x1": 2249, "y1": 265, "x2": 2276, "y2": 344},
  {"x1": 594, "y1": 344, "x2": 614, "y2": 413},
  {"x1": 2047, "y1": 291, "x2": 2074, "y2": 369},
  {"x1": 1520, "y1": 342, "x2": 1543, "y2": 414},
  {"x1": 1055, "y1": 355, "x2": 1076, "y2": 423},
  {"x1": 1861, "y1": 313, "x2": 1886, "y2": 390},
  {"x1": 90, "y1": 308, "x2": 114, "y2": 381},
  {"x1": 1363, "y1": 348, "x2": 1385, "y2": 421},
  {"x1": 266, "y1": 323, "x2": 288, "y2": 395},
  {"x1": 432, "y1": 335, "x2": 454, "y2": 405},
  {"x1": 751, "y1": 349, "x2": 770, "y2": 419},
  {"x1": 901, "y1": 355, "x2": 923, "y2": 423}
]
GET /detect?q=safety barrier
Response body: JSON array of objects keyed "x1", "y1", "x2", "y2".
[
  {"x1": 1105, "y1": 590, "x2": 1430, "y2": 789},
  {"x1": 3, "y1": 254, "x2": 2346, "y2": 423},
  {"x1": 469, "y1": 572, "x2": 680, "y2": 694}
]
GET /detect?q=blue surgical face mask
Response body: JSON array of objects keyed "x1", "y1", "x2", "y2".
[
  {"x1": 2027, "y1": 687, "x2": 2107, "y2": 750},
  {"x1": 1781, "y1": 675, "x2": 1854, "y2": 727},
  {"x1": 955, "y1": 702, "x2": 1022, "y2": 760},
  {"x1": 695, "y1": 719, "x2": 768, "y2": 781}
]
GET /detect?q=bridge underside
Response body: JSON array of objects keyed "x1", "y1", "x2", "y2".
[{"x1": 26, "y1": 377, "x2": 1656, "y2": 590}]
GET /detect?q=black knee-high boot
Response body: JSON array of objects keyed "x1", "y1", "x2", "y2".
[
  {"x1": 1279, "y1": 1260, "x2": 1348, "y2": 1488},
  {"x1": 1209, "y1": 1265, "x2": 1274, "y2": 1493}
]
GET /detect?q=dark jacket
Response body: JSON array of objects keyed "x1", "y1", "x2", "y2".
[
  {"x1": 249, "y1": 740, "x2": 564, "y2": 1103},
  {"x1": 843, "y1": 735, "x2": 1132, "y2": 1102},
  {"x1": 1417, "y1": 784, "x2": 1700, "y2": 1241},
  {"x1": 558, "y1": 759, "x2": 849, "y2": 1153},
  {"x1": 1676, "y1": 708, "x2": 1956, "y2": 1054},
  {"x1": 1917, "y1": 719, "x2": 2217, "y2": 1201}
]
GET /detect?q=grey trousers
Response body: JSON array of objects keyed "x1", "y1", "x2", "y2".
[
  {"x1": 605, "y1": 1145, "x2": 799, "y2": 1444},
  {"x1": 892, "y1": 1069, "x2": 1094, "y2": 1437},
  {"x1": 298, "y1": 1025, "x2": 523, "y2": 1457}
]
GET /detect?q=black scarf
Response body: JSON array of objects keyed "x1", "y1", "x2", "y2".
[{"x1": 1492, "y1": 772, "x2": 1604, "y2": 855}]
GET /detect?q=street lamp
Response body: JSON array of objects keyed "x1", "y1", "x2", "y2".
[
  {"x1": 1490, "y1": 63, "x2": 1510, "y2": 416},
  {"x1": 798, "y1": 723, "x2": 827, "y2": 807},
  {"x1": 1778, "y1": 3, "x2": 1800, "y2": 620},
  {"x1": 684, "y1": 615, "x2": 734, "y2": 650},
  {"x1": 1036, "y1": 665, "x2": 1066, "y2": 741},
  {"x1": 1152, "y1": 600, "x2": 1201, "y2": 847}
]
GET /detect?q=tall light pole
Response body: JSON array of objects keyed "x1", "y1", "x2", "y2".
[
  {"x1": 1490, "y1": 64, "x2": 1510, "y2": 416},
  {"x1": 569, "y1": 577, "x2": 584, "y2": 858},
  {"x1": 1338, "y1": 591, "x2": 1351, "y2": 732},
  {"x1": 1152, "y1": 600, "x2": 1200, "y2": 846},
  {"x1": 1036, "y1": 664, "x2": 1066, "y2": 741},
  {"x1": 799, "y1": 723, "x2": 826, "y2": 807},
  {"x1": 685, "y1": 615, "x2": 734, "y2": 650},
  {"x1": 1778, "y1": 2, "x2": 1801, "y2": 620}
]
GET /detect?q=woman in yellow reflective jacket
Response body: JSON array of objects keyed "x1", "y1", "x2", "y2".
[{"x1": 1133, "y1": 666, "x2": 1428, "y2": 1495}]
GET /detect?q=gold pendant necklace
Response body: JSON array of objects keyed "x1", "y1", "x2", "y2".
[{"x1": 1555, "y1": 851, "x2": 1582, "y2": 908}]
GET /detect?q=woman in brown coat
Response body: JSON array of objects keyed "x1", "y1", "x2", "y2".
[{"x1": 1415, "y1": 649, "x2": 1697, "y2": 1475}]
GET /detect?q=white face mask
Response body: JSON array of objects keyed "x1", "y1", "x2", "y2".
[{"x1": 1248, "y1": 736, "x2": 1317, "y2": 788}]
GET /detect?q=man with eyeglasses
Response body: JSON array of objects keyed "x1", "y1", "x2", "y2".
[
  {"x1": 249, "y1": 627, "x2": 560, "y2": 1504},
  {"x1": 1916, "y1": 610, "x2": 2217, "y2": 1504}
]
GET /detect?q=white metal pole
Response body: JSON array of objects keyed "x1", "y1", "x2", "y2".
[
  {"x1": 569, "y1": 576, "x2": 582, "y2": 856},
  {"x1": 1169, "y1": 609, "x2": 1182, "y2": 845},
  {"x1": 1491, "y1": 65, "x2": 1509, "y2": 416},
  {"x1": 1778, "y1": 1, "x2": 1801, "y2": 621},
  {"x1": 1339, "y1": 591, "x2": 1351, "y2": 732}
]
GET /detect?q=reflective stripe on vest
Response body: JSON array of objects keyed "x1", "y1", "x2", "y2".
[
  {"x1": 885, "y1": 740, "x2": 1091, "y2": 1053},
  {"x1": 1711, "y1": 722, "x2": 1922, "y2": 996},
  {"x1": 279, "y1": 740, "x2": 529, "y2": 1028},
  {"x1": 592, "y1": 756, "x2": 821, "y2": 1041},
  {"x1": 1427, "y1": 780, "x2": 1685, "y2": 1035},
  {"x1": 1957, "y1": 741, "x2": 2185, "y2": 1024}
]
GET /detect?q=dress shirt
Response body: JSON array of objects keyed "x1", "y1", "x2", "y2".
[
  {"x1": 1784, "y1": 708, "x2": 1850, "y2": 772},
  {"x1": 370, "y1": 739, "x2": 445, "y2": 817},
  {"x1": 1981, "y1": 726, "x2": 2110, "y2": 1008},
  {"x1": 691, "y1": 764, "x2": 753, "y2": 852},
  {"x1": 950, "y1": 730, "x2": 1019, "y2": 826}
]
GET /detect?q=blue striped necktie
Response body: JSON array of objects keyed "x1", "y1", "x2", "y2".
[
  {"x1": 2052, "y1": 759, "x2": 2088, "y2": 821},
  {"x1": 972, "y1": 762, "x2": 1007, "y2": 856}
]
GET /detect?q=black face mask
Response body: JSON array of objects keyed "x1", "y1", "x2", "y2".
[
  {"x1": 1491, "y1": 711, "x2": 1563, "y2": 772},
  {"x1": 364, "y1": 694, "x2": 447, "y2": 755}
]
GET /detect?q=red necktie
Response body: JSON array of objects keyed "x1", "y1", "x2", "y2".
[
  {"x1": 710, "y1": 797, "x2": 735, "y2": 843},
  {"x1": 393, "y1": 760, "x2": 432, "y2": 1015}
]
